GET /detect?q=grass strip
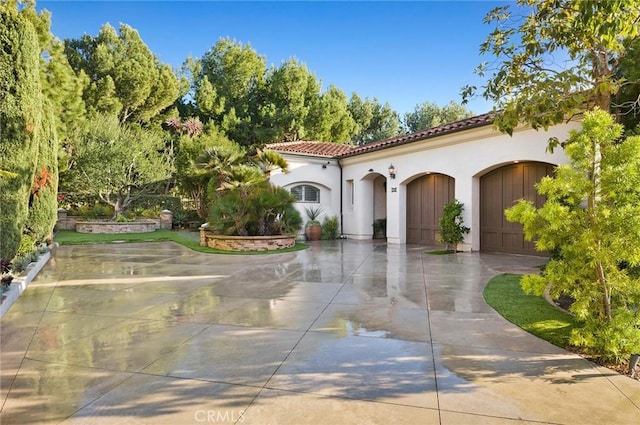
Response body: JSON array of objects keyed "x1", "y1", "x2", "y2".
[
  {"x1": 483, "y1": 273, "x2": 578, "y2": 348},
  {"x1": 54, "y1": 229, "x2": 309, "y2": 255},
  {"x1": 425, "y1": 249, "x2": 456, "y2": 255}
]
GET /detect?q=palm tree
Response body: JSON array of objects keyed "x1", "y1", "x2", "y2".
[
  {"x1": 252, "y1": 149, "x2": 289, "y2": 179},
  {"x1": 197, "y1": 145, "x2": 246, "y2": 192},
  {"x1": 0, "y1": 169, "x2": 18, "y2": 179}
]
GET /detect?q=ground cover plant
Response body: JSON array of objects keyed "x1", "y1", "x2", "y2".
[{"x1": 54, "y1": 229, "x2": 308, "y2": 255}]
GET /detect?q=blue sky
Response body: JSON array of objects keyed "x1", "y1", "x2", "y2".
[{"x1": 37, "y1": 1, "x2": 504, "y2": 117}]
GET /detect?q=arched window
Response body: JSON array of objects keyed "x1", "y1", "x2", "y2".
[{"x1": 290, "y1": 184, "x2": 320, "y2": 203}]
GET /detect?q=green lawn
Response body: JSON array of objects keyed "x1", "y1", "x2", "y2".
[
  {"x1": 483, "y1": 273, "x2": 578, "y2": 348},
  {"x1": 54, "y1": 229, "x2": 309, "y2": 255}
]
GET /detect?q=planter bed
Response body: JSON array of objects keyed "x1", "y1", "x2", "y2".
[
  {"x1": 0, "y1": 246, "x2": 54, "y2": 319},
  {"x1": 200, "y1": 230, "x2": 296, "y2": 251}
]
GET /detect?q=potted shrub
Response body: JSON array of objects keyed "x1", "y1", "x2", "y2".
[{"x1": 304, "y1": 206, "x2": 323, "y2": 241}]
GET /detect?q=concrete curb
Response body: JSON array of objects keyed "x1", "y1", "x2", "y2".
[{"x1": 0, "y1": 243, "x2": 57, "y2": 319}]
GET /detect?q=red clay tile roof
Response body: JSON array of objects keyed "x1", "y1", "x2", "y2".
[
  {"x1": 266, "y1": 140, "x2": 356, "y2": 157},
  {"x1": 266, "y1": 112, "x2": 495, "y2": 159},
  {"x1": 339, "y1": 112, "x2": 496, "y2": 158}
]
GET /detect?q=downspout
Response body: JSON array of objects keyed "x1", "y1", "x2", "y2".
[{"x1": 337, "y1": 157, "x2": 344, "y2": 236}]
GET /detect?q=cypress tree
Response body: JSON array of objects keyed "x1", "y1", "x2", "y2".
[
  {"x1": 0, "y1": 6, "x2": 44, "y2": 261},
  {"x1": 26, "y1": 102, "x2": 58, "y2": 243}
]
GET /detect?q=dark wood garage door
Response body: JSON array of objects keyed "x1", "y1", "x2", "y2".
[
  {"x1": 407, "y1": 174, "x2": 454, "y2": 245},
  {"x1": 480, "y1": 162, "x2": 554, "y2": 255}
]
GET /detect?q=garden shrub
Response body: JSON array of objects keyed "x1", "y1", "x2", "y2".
[
  {"x1": 16, "y1": 234, "x2": 36, "y2": 258},
  {"x1": 322, "y1": 215, "x2": 340, "y2": 240},
  {"x1": 208, "y1": 183, "x2": 302, "y2": 236},
  {"x1": 128, "y1": 195, "x2": 183, "y2": 214},
  {"x1": 172, "y1": 210, "x2": 188, "y2": 228},
  {"x1": 438, "y1": 199, "x2": 470, "y2": 252},
  {"x1": 73, "y1": 202, "x2": 114, "y2": 218}
]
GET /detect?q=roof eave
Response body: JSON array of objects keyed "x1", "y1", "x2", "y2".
[{"x1": 338, "y1": 114, "x2": 495, "y2": 159}]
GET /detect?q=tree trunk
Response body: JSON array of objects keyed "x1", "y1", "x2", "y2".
[
  {"x1": 588, "y1": 126, "x2": 610, "y2": 321},
  {"x1": 113, "y1": 196, "x2": 122, "y2": 219},
  {"x1": 596, "y1": 261, "x2": 612, "y2": 322}
]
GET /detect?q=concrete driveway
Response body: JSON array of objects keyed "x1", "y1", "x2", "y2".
[{"x1": 1, "y1": 240, "x2": 638, "y2": 424}]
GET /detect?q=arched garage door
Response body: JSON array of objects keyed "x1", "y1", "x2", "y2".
[
  {"x1": 407, "y1": 174, "x2": 454, "y2": 245},
  {"x1": 480, "y1": 162, "x2": 554, "y2": 255}
]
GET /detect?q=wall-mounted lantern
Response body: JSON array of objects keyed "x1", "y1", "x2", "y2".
[{"x1": 388, "y1": 164, "x2": 396, "y2": 179}]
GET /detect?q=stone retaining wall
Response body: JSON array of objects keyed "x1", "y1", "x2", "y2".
[
  {"x1": 200, "y1": 229, "x2": 296, "y2": 251},
  {"x1": 56, "y1": 209, "x2": 172, "y2": 233},
  {"x1": 75, "y1": 220, "x2": 158, "y2": 234}
]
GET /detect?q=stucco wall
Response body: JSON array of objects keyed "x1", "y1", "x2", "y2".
[
  {"x1": 270, "y1": 121, "x2": 581, "y2": 249},
  {"x1": 270, "y1": 155, "x2": 342, "y2": 235},
  {"x1": 340, "y1": 121, "x2": 581, "y2": 249}
]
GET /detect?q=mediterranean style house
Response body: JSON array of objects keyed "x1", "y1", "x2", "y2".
[{"x1": 267, "y1": 113, "x2": 580, "y2": 255}]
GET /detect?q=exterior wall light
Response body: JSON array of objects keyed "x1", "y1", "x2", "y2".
[{"x1": 388, "y1": 164, "x2": 396, "y2": 179}]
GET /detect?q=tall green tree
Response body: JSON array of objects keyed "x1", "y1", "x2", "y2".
[
  {"x1": 462, "y1": 0, "x2": 640, "y2": 135},
  {"x1": 506, "y1": 110, "x2": 640, "y2": 362},
  {"x1": 404, "y1": 100, "x2": 473, "y2": 133},
  {"x1": 348, "y1": 94, "x2": 401, "y2": 145},
  {"x1": 64, "y1": 23, "x2": 180, "y2": 124},
  {"x1": 465, "y1": 0, "x2": 640, "y2": 363},
  {"x1": 615, "y1": 38, "x2": 640, "y2": 132},
  {"x1": 26, "y1": 102, "x2": 59, "y2": 243},
  {"x1": 262, "y1": 58, "x2": 322, "y2": 141},
  {"x1": 19, "y1": 2, "x2": 88, "y2": 142},
  {"x1": 0, "y1": 3, "x2": 44, "y2": 262},
  {"x1": 66, "y1": 117, "x2": 171, "y2": 218},
  {"x1": 305, "y1": 85, "x2": 357, "y2": 142},
  {"x1": 196, "y1": 38, "x2": 267, "y2": 145}
]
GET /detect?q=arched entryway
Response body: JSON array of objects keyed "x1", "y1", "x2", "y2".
[
  {"x1": 372, "y1": 175, "x2": 387, "y2": 239},
  {"x1": 480, "y1": 162, "x2": 554, "y2": 255},
  {"x1": 406, "y1": 173, "x2": 454, "y2": 245}
]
